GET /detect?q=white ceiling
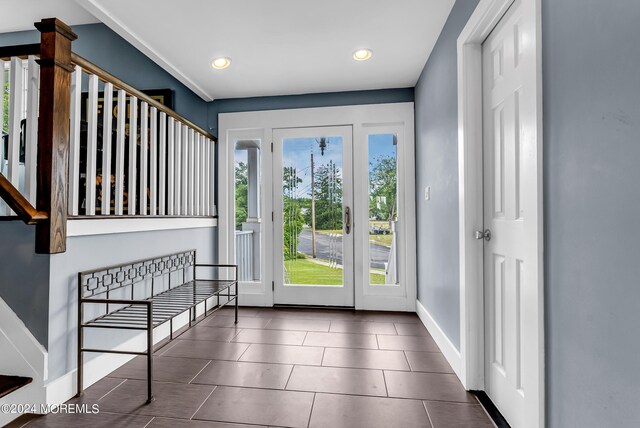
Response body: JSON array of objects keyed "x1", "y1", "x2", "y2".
[
  {"x1": 0, "y1": 0, "x2": 98, "y2": 33},
  {"x1": 1, "y1": 0, "x2": 455, "y2": 101}
]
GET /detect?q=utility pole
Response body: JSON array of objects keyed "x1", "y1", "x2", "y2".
[{"x1": 311, "y1": 153, "x2": 316, "y2": 258}]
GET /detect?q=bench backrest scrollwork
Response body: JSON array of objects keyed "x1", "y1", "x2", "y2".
[{"x1": 78, "y1": 249, "x2": 196, "y2": 299}]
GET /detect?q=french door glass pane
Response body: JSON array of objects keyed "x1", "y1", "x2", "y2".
[
  {"x1": 282, "y1": 136, "x2": 344, "y2": 287},
  {"x1": 368, "y1": 134, "x2": 399, "y2": 285}
]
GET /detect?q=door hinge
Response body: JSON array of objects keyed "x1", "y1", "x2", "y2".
[
  {"x1": 272, "y1": 281, "x2": 275, "y2": 291},
  {"x1": 272, "y1": 211, "x2": 274, "y2": 221},
  {"x1": 271, "y1": 142, "x2": 273, "y2": 152}
]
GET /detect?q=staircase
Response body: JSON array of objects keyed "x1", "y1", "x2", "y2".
[
  {"x1": 0, "y1": 296, "x2": 47, "y2": 427},
  {"x1": 0, "y1": 376, "x2": 32, "y2": 400}
]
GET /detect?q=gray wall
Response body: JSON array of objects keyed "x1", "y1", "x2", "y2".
[
  {"x1": 207, "y1": 88, "x2": 415, "y2": 136},
  {"x1": 0, "y1": 222, "x2": 50, "y2": 346},
  {"x1": 414, "y1": 0, "x2": 479, "y2": 350},
  {"x1": 0, "y1": 23, "x2": 208, "y2": 130},
  {"x1": 48, "y1": 227, "x2": 217, "y2": 380},
  {"x1": 543, "y1": 0, "x2": 640, "y2": 426}
]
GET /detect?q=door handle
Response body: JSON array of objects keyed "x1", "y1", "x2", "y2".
[
  {"x1": 345, "y1": 207, "x2": 351, "y2": 235},
  {"x1": 474, "y1": 229, "x2": 491, "y2": 241}
]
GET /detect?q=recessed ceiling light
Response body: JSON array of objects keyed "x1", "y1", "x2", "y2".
[
  {"x1": 353, "y1": 48, "x2": 373, "y2": 61},
  {"x1": 212, "y1": 57, "x2": 231, "y2": 69}
]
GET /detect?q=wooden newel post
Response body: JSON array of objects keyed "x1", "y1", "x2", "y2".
[{"x1": 34, "y1": 18, "x2": 77, "y2": 254}]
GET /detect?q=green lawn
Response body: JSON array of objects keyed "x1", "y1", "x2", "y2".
[{"x1": 285, "y1": 258, "x2": 386, "y2": 285}]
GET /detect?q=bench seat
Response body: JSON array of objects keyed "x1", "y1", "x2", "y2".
[{"x1": 84, "y1": 279, "x2": 236, "y2": 330}]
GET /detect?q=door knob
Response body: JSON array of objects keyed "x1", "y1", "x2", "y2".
[{"x1": 474, "y1": 229, "x2": 491, "y2": 241}]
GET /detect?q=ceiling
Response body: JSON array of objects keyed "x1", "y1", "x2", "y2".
[
  {"x1": 0, "y1": 0, "x2": 97, "y2": 33},
  {"x1": 2, "y1": 0, "x2": 455, "y2": 101}
]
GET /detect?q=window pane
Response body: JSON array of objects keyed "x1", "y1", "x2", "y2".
[
  {"x1": 235, "y1": 145, "x2": 261, "y2": 281},
  {"x1": 282, "y1": 136, "x2": 344, "y2": 287},
  {"x1": 368, "y1": 134, "x2": 398, "y2": 285}
]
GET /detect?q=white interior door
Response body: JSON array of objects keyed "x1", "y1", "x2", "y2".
[
  {"x1": 482, "y1": 0, "x2": 540, "y2": 426},
  {"x1": 273, "y1": 126, "x2": 354, "y2": 306}
]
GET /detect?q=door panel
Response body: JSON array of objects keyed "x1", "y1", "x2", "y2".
[
  {"x1": 273, "y1": 126, "x2": 354, "y2": 306},
  {"x1": 482, "y1": 0, "x2": 534, "y2": 426}
]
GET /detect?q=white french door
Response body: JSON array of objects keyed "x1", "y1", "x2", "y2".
[
  {"x1": 220, "y1": 103, "x2": 415, "y2": 310},
  {"x1": 272, "y1": 126, "x2": 354, "y2": 306}
]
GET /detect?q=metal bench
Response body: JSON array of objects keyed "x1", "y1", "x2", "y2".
[{"x1": 76, "y1": 249, "x2": 237, "y2": 403}]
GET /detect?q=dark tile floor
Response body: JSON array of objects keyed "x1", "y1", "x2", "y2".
[{"x1": 8, "y1": 307, "x2": 496, "y2": 428}]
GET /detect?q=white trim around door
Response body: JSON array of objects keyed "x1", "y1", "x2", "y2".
[
  {"x1": 218, "y1": 103, "x2": 416, "y2": 311},
  {"x1": 457, "y1": 0, "x2": 543, "y2": 427}
]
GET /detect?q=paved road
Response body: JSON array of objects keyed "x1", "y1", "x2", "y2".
[{"x1": 297, "y1": 230, "x2": 390, "y2": 269}]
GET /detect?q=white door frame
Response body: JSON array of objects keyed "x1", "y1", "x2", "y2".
[
  {"x1": 457, "y1": 0, "x2": 544, "y2": 426},
  {"x1": 218, "y1": 103, "x2": 416, "y2": 311}
]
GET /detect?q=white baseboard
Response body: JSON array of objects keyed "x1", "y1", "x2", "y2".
[{"x1": 416, "y1": 299, "x2": 463, "y2": 380}]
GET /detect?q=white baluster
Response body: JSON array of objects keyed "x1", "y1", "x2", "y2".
[
  {"x1": 139, "y1": 101, "x2": 148, "y2": 215},
  {"x1": 128, "y1": 96, "x2": 138, "y2": 215},
  {"x1": 25, "y1": 56, "x2": 39, "y2": 205},
  {"x1": 199, "y1": 134, "x2": 206, "y2": 216},
  {"x1": 204, "y1": 137, "x2": 209, "y2": 216},
  {"x1": 114, "y1": 89, "x2": 126, "y2": 215},
  {"x1": 101, "y1": 82, "x2": 113, "y2": 215},
  {"x1": 149, "y1": 106, "x2": 158, "y2": 215},
  {"x1": 167, "y1": 117, "x2": 175, "y2": 215},
  {"x1": 174, "y1": 121, "x2": 181, "y2": 215},
  {"x1": 194, "y1": 132, "x2": 200, "y2": 216},
  {"x1": 159, "y1": 112, "x2": 167, "y2": 216},
  {"x1": 85, "y1": 74, "x2": 99, "y2": 216},
  {"x1": 68, "y1": 66, "x2": 81, "y2": 216},
  {"x1": 181, "y1": 124, "x2": 188, "y2": 215},
  {"x1": 7, "y1": 57, "x2": 24, "y2": 215},
  {"x1": 187, "y1": 128, "x2": 195, "y2": 216}
]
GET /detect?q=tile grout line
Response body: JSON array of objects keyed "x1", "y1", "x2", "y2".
[
  {"x1": 188, "y1": 360, "x2": 212, "y2": 384},
  {"x1": 306, "y1": 392, "x2": 317, "y2": 428},
  {"x1": 229, "y1": 327, "x2": 245, "y2": 342},
  {"x1": 156, "y1": 338, "x2": 180, "y2": 356},
  {"x1": 381, "y1": 369, "x2": 389, "y2": 397},
  {"x1": 422, "y1": 400, "x2": 436, "y2": 428},
  {"x1": 403, "y1": 350, "x2": 413, "y2": 371},
  {"x1": 190, "y1": 385, "x2": 217, "y2": 420},
  {"x1": 283, "y1": 363, "x2": 296, "y2": 390},
  {"x1": 235, "y1": 343, "x2": 252, "y2": 361},
  {"x1": 141, "y1": 416, "x2": 156, "y2": 428},
  {"x1": 97, "y1": 378, "x2": 128, "y2": 401},
  {"x1": 393, "y1": 323, "x2": 400, "y2": 335}
]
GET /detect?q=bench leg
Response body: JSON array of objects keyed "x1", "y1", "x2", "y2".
[
  {"x1": 235, "y1": 282, "x2": 239, "y2": 324},
  {"x1": 146, "y1": 305, "x2": 154, "y2": 404},
  {"x1": 77, "y1": 295, "x2": 84, "y2": 397}
]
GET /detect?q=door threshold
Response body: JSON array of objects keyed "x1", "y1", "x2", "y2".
[
  {"x1": 273, "y1": 304, "x2": 355, "y2": 311},
  {"x1": 472, "y1": 391, "x2": 511, "y2": 428}
]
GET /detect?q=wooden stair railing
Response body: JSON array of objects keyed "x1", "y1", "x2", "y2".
[
  {"x1": 0, "y1": 19, "x2": 76, "y2": 254},
  {"x1": 0, "y1": 173, "x2": 47, "y2": 225},
  {"x1": 1, "y1": 18, "x2": 218, "y2": 254}
]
